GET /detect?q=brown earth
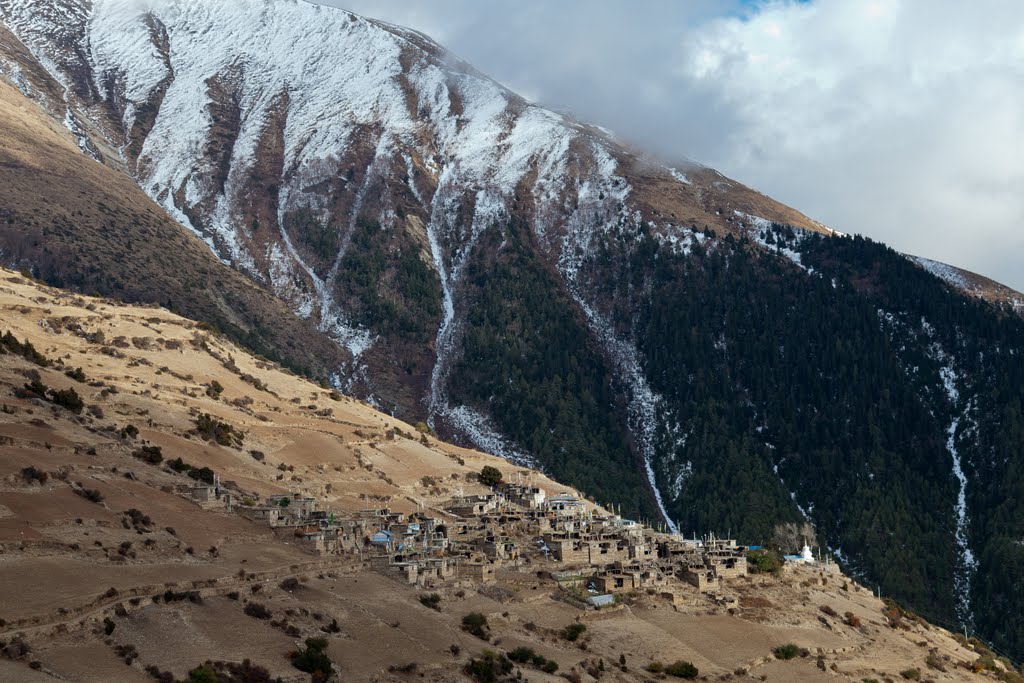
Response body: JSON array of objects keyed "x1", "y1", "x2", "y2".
[{"x1": 0, "y1": 269, "x2": 1006, "y2": 682}]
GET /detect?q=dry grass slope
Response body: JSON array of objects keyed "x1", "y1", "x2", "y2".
[{"x1": 0, "y1": 269, "x2": 1006, "y2": 682}]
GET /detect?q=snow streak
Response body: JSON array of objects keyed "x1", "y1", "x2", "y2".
[
  {"x1": 423, "y1": 181, "x2": 536, "y2": 465},
  {"x1": 939, "y1": 360, "x2": 976, "y2": 628},
  {"x1": 555, "y1": 152, "x2": 679, "y2": 532}
]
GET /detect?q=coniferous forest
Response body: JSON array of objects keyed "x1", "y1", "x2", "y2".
[{"x1": 411, "y1": 217, "x2": 1024, "y2": 657}]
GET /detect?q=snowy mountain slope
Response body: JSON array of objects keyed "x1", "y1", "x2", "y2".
[{"x1": 0, "y1": 0, "x2": 827, "y2": 483}]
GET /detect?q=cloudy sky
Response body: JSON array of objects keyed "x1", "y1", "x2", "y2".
[{"x1": 329, "y1": 0, "x2": 1024, "y2": 292}]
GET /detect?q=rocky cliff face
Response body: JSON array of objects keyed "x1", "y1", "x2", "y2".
[{"x1": 2, "y1": 0, "x2": 1024, "y2": 657}]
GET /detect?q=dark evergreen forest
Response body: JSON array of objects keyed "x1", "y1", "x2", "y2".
[{"x1": 432, "y1": 218, "x2": 1024, "y2": 658}]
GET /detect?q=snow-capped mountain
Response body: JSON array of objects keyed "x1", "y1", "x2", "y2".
[
  {"x1": 0, "y1": 0, "x2": 827, "y2": 478},
  {"x1": 2, "y1": 0, "x2": 1024, "y2": 659}
]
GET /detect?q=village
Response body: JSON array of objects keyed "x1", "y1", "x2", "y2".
[{"x1": 183, "y1": 468, "x2": 830, "y2": 608}]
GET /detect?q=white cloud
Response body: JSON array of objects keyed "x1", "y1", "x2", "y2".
[
  {"x1": 322, "y1": 0, "x2": 1024, "y2": 291},
  {"x1": 682, "y1": 0, "x2": 1024, "y2": 291}
]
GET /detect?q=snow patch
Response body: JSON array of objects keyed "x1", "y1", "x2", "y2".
[
  {"x1": 446, "y1": 405, "x2": 536, "y2": 467},
  {"x1": 738, "y1": 211, "x2": 815, "y2": 273},
  {"x1": 668, "y1": 167, "x2": 691, "y2": 184},
  {"x1": 911, "y1": 255, "x2": 969, "y2": 291}
]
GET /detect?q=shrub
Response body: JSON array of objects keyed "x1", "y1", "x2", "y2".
[
  {"x1": 206, "y1": 381, "x2": 224, "y2": 399},
  {"x1": 748, "y1": 548, "x2": 785, "y2": 575},
  {"x1": 163, "y1": 590, "x2": 201, "y2": 603},
  {"x1": 844, "y1": 611, "x2": 862, "y2": 628},
  {"x1": 562, "y1": 623, "x2": 587, "y2": 642},
  {"x1": 120, "y1": 424, "x2": 139, "y2": 439},
  {"x1": 664, "y1": 660, "x2": 699, "y2": 678},
  {"x1": 244, "y1": 603, "x2": 272, "y2": 620},
  {"x1": 280, "y1": 577, "x2": 301, "y2": 592},
  {"x1": 74, "y1": 487, "x2": 104, "y2": 504},
  {"x1": 48, "y1": 387, "x2": 85, "y2": 414},
  {"x1": 419, "y1": 593, "x2": 441, "y2": 611},
  {"x1": 168, "y1": 457, "x2": 191, "y2": 474},
  {"x1": 899, "y1": 668, "x2": 921, "y2": 680},
  {"x1": 113, "y1": 644, "x2": 138, "y2": 663},
  {"x1": 65, "y1": 367, "x2": 87, "y2": 382},
  {"x1": 103, "y1": 617, "x2": 116, "y2": 635},
  {"x1": 0, "y1": 331, "x2": 50, "y2": 366},
  {"x1": 16, "y1": 378, "x2": 49, "y2": 400},
  {"x1": 464, "y1": 650, "x2": 512, "y2": 683},
  {"x1": 144, "y1": 664, "x2": 172, "y2": 681},
  {"x1": 925, "y1": 653, "x2": 946, "y2": 672},
  {"x1": 20, "y1": 466, "x2": 48, "y2": 485},
  {"x1": 210, "y1": 660, "x2": 275, "y2": 683},
  {"x1": 462, "y1": 612, "x2": 489, "y2": 640},
  {"x1": 290, "y1": 637, "x2": 333, "y2": 681},
  {"x1": 188, "y1": 466, "x2": 216, "y2": 485},
  {"x1": 646, "y1": 661, "x2": 665, "y2": 673},
  {"x1": 195, "y1": 413, "x2": 243, "y2": 447},
  {"x1": 478, "y1": 466, "x2": 503, "y2": 487},
  {"x1": 124, "y1": 508, "x2": 152, "y2": 529},
  {"x1": 508, "y1": 647, "x2": 536, "y2": 663},
  {"x1": 187, "y1": 664, "x2": 218, "y2": 683},
  {"x1": 388, "y1": 663, "x2": 418, "y2": 674},
  {"x1": 819, "y1": 605, "x2": 838, "y2": 617},
  {"x1": 773, "y1": 643, "x2": 800, "y2": 660},
  {"x1": 133, "y1": 445, "x2": 163, "y2": 465}
]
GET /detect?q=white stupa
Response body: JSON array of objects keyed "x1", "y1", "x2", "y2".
[{"x1": 801, "y1": 544, "x2": 815, "y2": 563}]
